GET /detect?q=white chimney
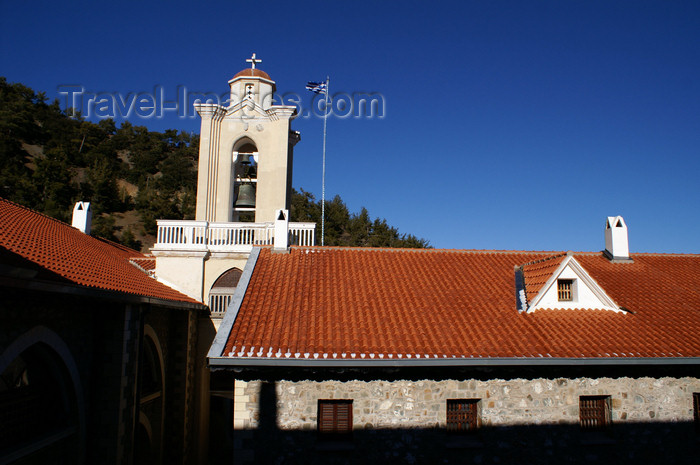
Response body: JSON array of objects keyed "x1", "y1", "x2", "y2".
[
  {"x1": 273, "y1": 209, "x2": 289, "y2": 252},
  {"x1": 72, "y1": 201, "x2": 92, "y2": 234},
  {"x1": 604, "y1": 215, "x2": 630, "y2": 261}
]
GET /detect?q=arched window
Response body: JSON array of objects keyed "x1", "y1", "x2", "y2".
[
  {"x1": 232, "y1": 141, "x2": 258, "y2": 222},
  {"x1": 139, "y1": 336, "x2": 162, "y2": 401},
  {"x1": 0, "y1": 343, "x2": 79, "y2": 461},
  {"x1": 135, "y1": 331, "x2": 164, "y2": 465},
  {"x1": 209, "y1": 268, "x2": 243, "y2": 317}
]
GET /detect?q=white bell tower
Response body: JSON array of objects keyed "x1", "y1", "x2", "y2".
[
  {"x1": 152, "y1": 55, "x2": 315, "y2": 308},
  {"x1": 194, "y1": 53, "x2": 300, "y2": 223}
]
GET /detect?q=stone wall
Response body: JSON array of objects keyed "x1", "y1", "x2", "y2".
[
  {"x1": 229, "y1": 375, "x2": 700, "y2": 464},
  {"x1": 238, "y1": 376, "x2": 699, "y2": 429}
]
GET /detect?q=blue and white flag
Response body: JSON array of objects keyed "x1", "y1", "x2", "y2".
[{"x1": 306, "y1": 81, "x2": 327, "y2": 94}]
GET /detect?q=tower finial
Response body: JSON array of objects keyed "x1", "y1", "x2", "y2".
[{"x1": 246, "y1": 53, "x2": 262, "y2": 70}]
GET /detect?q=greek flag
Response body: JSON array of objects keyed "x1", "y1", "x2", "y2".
[{"x1": 306, "y1": 81, "x2": 327, "y2": 94}]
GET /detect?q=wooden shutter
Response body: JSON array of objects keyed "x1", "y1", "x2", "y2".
[
  {"x1": 579, "y1": 396, "x2": 611, "y2": 430},
  {"x1": 318, "y1": 400, "x2": 353, "y2": 435},
  {"x1": 446, "y1": 399, "x2": 479, "y2": 433},
  {"x1": 693, "y1": 393, "x2": 700, "y2": 427},
  {"x1": 557, "y1": 279, "x2": 573, "y2": 301},
  {"x1": 335, "y1": 402, "x2": 352, "y2": 433},
  {"x1": 318, "y1": 401, "x2": 336, "y2": 433}
]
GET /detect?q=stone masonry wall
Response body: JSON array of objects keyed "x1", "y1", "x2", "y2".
[
  {"x1": 238, "y1": 376, "x2": 700, "y2": 429},
  {"x1": 230, "y1": 375, "x2": 700, "y2": 465}
]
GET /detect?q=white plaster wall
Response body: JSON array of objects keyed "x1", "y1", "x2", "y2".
[
  {"x1": 536, "y1": 265, "x2": 615, "y2": 311},
  {"x1": 229, "y1": 79, "x2": 274, "y2": 109},
  {"x1": 152, "y1": 253, "x2": 207, "y2": 302}
]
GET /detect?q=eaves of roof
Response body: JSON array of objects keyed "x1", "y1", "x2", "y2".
[
  {"x1": 209, "y1": 355, "x2": 700, "y2": 368},
  {"x1": 0, "y1": 274, "x2": 206, "y2": 311}
]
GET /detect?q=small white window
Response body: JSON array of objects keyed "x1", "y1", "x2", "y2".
[{"x1": 557, "y1": 279, "x2": 574, "y2": 302}]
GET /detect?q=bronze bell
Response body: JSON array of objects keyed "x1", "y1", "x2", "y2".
[
  {"x1": 238, "y1": 153, "x2": 252, "y2": 165},
  {"x1": 235, "y1": 183, "x2": 256, "y2": 208}
]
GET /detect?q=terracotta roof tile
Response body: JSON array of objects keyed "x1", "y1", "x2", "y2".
[
  {"x1": 520, "y1": 253, "x2": 568, "y2": 303},
  {"x1": 0, "y1": 198, "x2": 200, "y2": 304},
  {"x1": 232, "y1": 68, "x2": 272, "y2": 80},
  {"x1": 130, "y1": 257, "x2": 156, "y2": 275},
  {"x1": 222, "y1": 247, "x2": 700, "y2": 360}
]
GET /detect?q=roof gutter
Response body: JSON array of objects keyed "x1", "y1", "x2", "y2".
[{"x1": 208, "y1": 356, "x2": 700, "y2": 368}]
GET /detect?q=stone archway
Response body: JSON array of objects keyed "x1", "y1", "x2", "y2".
[
  {"x1": 134, "y1": 326, "x2": 165, "y2": 465},
  {"x1": 0, "y1": 327, "x2": 84, "y2": 464},
  {"x1": 134, "y1": 413, "x2": 154, "y2": 465}
]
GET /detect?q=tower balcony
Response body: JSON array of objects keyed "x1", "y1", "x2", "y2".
[{"x1": 152, "y1": 219, "x2": 316, "y2": 253}]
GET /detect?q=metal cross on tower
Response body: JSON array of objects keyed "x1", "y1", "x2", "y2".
[{"x1": 246, "y1": 53, "x2": 262, "y2": 69}]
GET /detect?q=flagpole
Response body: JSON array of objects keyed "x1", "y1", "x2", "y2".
[{"x1": 321, "y1": 76, "x2": 329, "y2": 246}]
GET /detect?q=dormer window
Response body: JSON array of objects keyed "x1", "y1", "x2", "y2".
[
  {"x1": 557, "y1": 279, "x2": 574, "y2": 302},
  {"x1": 520, "y1": 254, "x2": 621, "y2": 313}
]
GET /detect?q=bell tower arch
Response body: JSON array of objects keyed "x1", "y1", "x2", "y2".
[
  {"x1": 231, "y1": 139, "x2": 258, "y2": 221},
  {"x1": 194, "y1": 54, "x2": 300, "y2": 223}
]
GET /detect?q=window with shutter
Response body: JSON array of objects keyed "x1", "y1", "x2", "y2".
[
  {"x1": 579, "y1": 395, "x2": 612, "y2": 430},
  {"x1": 318, "y1": 399, "x2": 353, "y2": 437},
  {"x1": 693, "y1": 393, "x2": 700, "y2": 430},
  {"x1": 557, "y1": 279, "x2": 574, "y2": 301},
  {"x1": 446, "y1": 399, "x2": 480, "y2": 433}
]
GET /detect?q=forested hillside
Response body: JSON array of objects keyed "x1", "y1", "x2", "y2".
[{"x1": 0, "y1": 77, "x2": 429, "y2": 250}]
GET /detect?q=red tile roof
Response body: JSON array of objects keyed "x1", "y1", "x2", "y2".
[
  {"x1": 232, "y1": 68, "x2": 272, "y2": 80},
  {"x1": 130, "y1": 257, "x2": 156, "y2": 273},
  {"x1": 0, "y1": 198, "x2": 200, "y2": 305},
  {"x1": 520, "y1": 253, "x2": 568, "y2": 304},
  {"x1": 220, "y1": 247, "x2": 700, "y2": 361}
]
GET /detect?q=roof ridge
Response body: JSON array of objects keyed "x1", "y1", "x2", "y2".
[
  {"x1": 0, "y1": 196, "x2": 73, "y2": 227},
  {"x1": 0, "y1": 197, "x2": 144, "y2": 258},
  {"x1": 94, "y1": 235, "x2": 145, "y2": 257},
  {"x1": 287, "y1": 245, "x2": 564, "y2": 255},
  {"x1": 520, "y1": 252, "x2": 569, "y2": 268},
  {"x1": 129, "y1": 258, "x2": 154, "y2": 276},
  {"x1": 628, "y1": 251, "x2": 700, "y2": 257}
]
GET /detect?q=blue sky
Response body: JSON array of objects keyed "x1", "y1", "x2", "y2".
[{"x1": 2, "y1": 0, "x2": 699, "y2": 252}]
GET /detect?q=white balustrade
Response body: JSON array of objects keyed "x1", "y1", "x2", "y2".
[
  {"x1": 209, "y1": 292, "x2": 233, "y2": 318},
  {"x1": 288, "y1": 223, "x2": 316, "y2": 246},
  {"x1": 154, "y1": 220, "x2": 315, "y2": 252}
]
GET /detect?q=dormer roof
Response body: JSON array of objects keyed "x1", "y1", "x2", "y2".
[
  {"x1": 519, "y1": 252, "x2": 621, "y2": 313},
  {"x1": 519, "y1": 253, "x2": 568, "y2": 304}
]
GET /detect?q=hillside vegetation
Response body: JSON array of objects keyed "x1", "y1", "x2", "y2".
[{"x1": 0, "y1": 77, "x2": 429, "y2": 250}]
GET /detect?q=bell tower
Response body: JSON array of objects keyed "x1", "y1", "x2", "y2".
[
  {"x1": 152, "y1": 54, "x2": 314, "y2": 309},
  {"x1": 194, "y1": 53, "x2": 300, "y2": 223}
]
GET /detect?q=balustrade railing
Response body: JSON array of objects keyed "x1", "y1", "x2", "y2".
[
  {"x1": 153, "y1": 220, "x2": 315, "y2": 252},
  {"x1": 209, "y1": 291, "x2": 234, "y2": 318}
]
